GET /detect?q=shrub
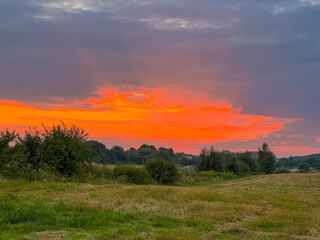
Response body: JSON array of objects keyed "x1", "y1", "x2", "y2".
[
  {"x1": 114, "y1": 166, "x2": 151, "y2": 184},
  {"x1": 40, "y1": 122, "x2": 93, "y2": 177},
  {"x1": 298, "y1": 163, "x2": 309, "y2": 173},
  {"x1": 145, "y1": 158, "x2": 179, "y2": 185}
]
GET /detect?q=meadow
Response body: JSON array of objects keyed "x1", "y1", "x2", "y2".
[{"x1": 0, "y1": 173, "x2": 319, "y2": 240}]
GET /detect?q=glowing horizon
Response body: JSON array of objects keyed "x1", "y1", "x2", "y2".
[{"x1": 0, "y1": 85, "x2": 300, "y2": 157}]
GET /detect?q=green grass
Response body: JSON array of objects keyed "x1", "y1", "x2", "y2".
[{"x1": 0, "y1": 173, "x2": 320, "y2": 239}]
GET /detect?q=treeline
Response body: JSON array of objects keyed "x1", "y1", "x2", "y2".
[
  {"x1": 196, "y1": 143, "x2": 277, "y2": 174},
  {"x1": 87, "y1": 140, "x2": 198, "y2": 166},
  {"x1": 0, "y1": 123, "x2": 180, "y2": 184},
  {"x1": 276, "y1": 157, "x2": 320, "y2": 172},
  {"x1": 0, "y1": 124, "x2": 92, "y2": 180},
  {"x1": 1, "y1": 122, "x2": 298, "y2": 185}
]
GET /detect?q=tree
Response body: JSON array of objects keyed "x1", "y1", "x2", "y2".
[
  {"x1": 87, "y1": 140, "x2": 109, "y2": 164},
  {"x1": 138, "y1": 145, "x2": 158, "y2": 164},
  {"x1": 17, "y1": 128, "x2": 43, "y2": 170},
  {"x1": 0, "y1": 129, "x2": 28, "y2": 179},
  {"x1": 225, "y1": 154, "x2": 240, "y2": 174},
  {"x1": 196, "y1": 147, "x2": 226, "y2": 172},
  {"x1": 257, "y1": 143, "x2": 276, "y2": 174},
  {"x1": 41, "y1": 122, "x2": 92, "y2": 176},
  {"x1": 110, "y1": 146, "x2": 127, "y2": 164},
  {"x1": 126, "y1": 147, "x2": 142, "y2": 164},
  {"x1": 237, "y1": 152, "x2": 257, "y2": 173},
  {"x1": 158, "y1": 147, "x2": 176, "y2": 162}
]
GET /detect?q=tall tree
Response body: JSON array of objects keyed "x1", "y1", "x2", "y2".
[
  {"x1": 87, "y1": 140, "x2": 109, "y2": 164},
  {"x1": 257, "y1": 143, "x2": 276, "y2": 174},
  {"x1": 110, "y1": 146, "x2": 128, "y2": 164}
]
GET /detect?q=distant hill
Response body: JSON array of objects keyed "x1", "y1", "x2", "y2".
[{"x1": 289, "y1": 153, "x2": 320, "y2": 161}]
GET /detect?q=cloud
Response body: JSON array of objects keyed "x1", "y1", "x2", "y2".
[
  {"x1": 139, "y1": 16, "x2": 239, "y2": 31},
  {"x1": 0, "y1": 85, "x2": 295, "y2": 154},
  {"x1": 1, "y1": 0, "x2": 320, "y2": 156},
  {"x1": 32, "y1": 0, "x2": 103, "y2": 13},
  {"x1": 299, "y1": 0, "x2": 320, "y2": 6}
]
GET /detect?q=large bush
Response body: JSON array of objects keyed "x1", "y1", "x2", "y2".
[
  {"x1": 114, "y1": 165, "x2": 150, "y2": 184},
  {"x1": 145, "y1": 158, "x2": 179, "y2": 185},
  {"x1": 41, "y1": 123, "x2": 92, "y2": 176}
]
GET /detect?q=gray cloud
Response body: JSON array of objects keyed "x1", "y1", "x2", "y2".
[{"x1": 0, "y1": 0, "x2": 320, "y2": 153}]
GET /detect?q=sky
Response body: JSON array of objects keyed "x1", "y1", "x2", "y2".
[{"x1": 0, "y1": 0, "x2": 320, "y2": 157}]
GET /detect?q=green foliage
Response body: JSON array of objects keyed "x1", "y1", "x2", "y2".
[
  {"x1": 109, "y1": 146, "x2": 128, "y2": 164},
  {"x1": 298, "y1": 163, "x2": 310, "y2": 173},
  {"x1": 126, "y1": 147, "x2": 142, "y2": 164},
  {"x1": 277, "y1": 156, "x2": 320, "y2": 171},
  {"x1": 225, "y1": 154, "x2": 240, "y2": 174},
  {"x1": 158, "y1": 147, "x2": 175, "y2": 162},
  {"x1": 238, "y1": 160, "x2": 251, "y2": 174},
  {"x1": 176, "y1": 153, "x2": 197, "y2": 166},
  {"x1": 0, "y1": 129, "x2": 29, "y2": 179},
  {"x1": 258, "y1": 143, "x2": 276, "y2": 174},
  {"x1": 274, "y1": 168, "x2": 291, "y2": 174},
  {"x1": 196, "y1": 147, "x2": 226, "y2": 172},
  {"x1": 145, "y1": 158, "x2": 179, "y2": 185},
  {"x1": 114, "y1": 165, "x2": 151, "y2": 184},
  {"x1": 40, "y1": 123, "x2": 92, "y2": 176},
  {"x1": 196, "y1": 147, "x2": 272, "y2": 175},
  {"x1": 86, "y1": 164, "x2": 114, "y2": 180},
  {"x1": 138, "y1": 144, "x2": 159, "y2": 165},
  {"x1": 237, "y1": 152, "x2": 257, "y2": 173},
  {"x1": 200, "y1": 170, "x2": 235, "y2": 178},
  {"x1": 87, "y1": 140, "x2": 109, "y2": 164},
  {"x1": 17, "y1": 128, "x2": 43, "y2": 170}
]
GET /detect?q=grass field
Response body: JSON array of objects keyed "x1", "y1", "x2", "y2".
[{"x1": 0, "y1": 173, "x2": 320, "y2": 239}]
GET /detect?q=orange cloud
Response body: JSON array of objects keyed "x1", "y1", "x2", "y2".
[{"x1": 0, "y1": 85, "x2": 294, "y2": 152}]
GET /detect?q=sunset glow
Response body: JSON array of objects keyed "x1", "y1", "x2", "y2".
[
  {"x1": 1, "y1": 0, "x2": 320, "y2": 157},
  {"x1": 0, "y1": 86, "x2": 295, "y2": 154}
]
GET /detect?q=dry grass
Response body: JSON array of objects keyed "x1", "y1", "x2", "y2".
[{"x1": 1, "y1": 173, "x2": 320, "y2": 239}]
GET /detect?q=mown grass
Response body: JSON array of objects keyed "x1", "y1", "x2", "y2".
[{"x1": 0, "y1": 173, "x2": 320, "y2": 239}]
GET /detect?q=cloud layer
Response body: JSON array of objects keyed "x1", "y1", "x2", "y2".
[{"x1": 0, "y1": 0, "x2": 320, "y2": 156}]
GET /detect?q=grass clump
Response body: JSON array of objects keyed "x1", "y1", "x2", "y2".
[{"x1": 200, "y1": 170, "x2": 235, "y2": 179}]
